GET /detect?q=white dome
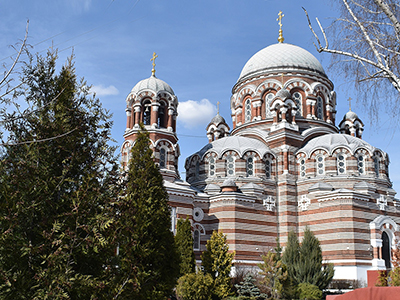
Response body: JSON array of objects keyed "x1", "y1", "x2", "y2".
[
  {"x1": 131, "y1": 75, "x2": 174, "y2": 95},
  {"x1": 238, "y1": 43, "x2": 326, "y2": 82}
]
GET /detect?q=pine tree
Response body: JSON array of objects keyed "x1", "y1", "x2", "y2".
[
  {"x1": 235, "y1": 273, "x2": 265, "y2": 299},
  {"x1": 201, "y1": 230, "x2": 235, "y2": 300},
  {"x1": 175, "y1": 217, "x2": 196, "y2": 276},
  {"x1": 258, "y1": 251, "x2": 287, "y2": 299},
  {"x1": 112, "y1": 124, "x2": 180, "y2": 299},
  {"x1": 0, "y1": 51, "x2": 119, "y2": 299}
]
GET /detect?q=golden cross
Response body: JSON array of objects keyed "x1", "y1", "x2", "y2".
[
  {"x1": 281, "y1": 73, "x2": 284, "y2": 85},
  {"x1": 217, "y1": 101, "x2": 220, "y2": 114},
  {"x1": 277, "y1": 11, "x2": 285, "y2": 43},
  {"x1": 348, "y1": 97, "x2": 352, "y2": 111},
  {"x1": 151, "y1": 52, "x2": 158, "y2": 76}
]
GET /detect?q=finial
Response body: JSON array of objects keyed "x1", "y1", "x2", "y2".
[
  {"x1": 217, "y1": 101, "x2": 220, "y2": 114},
  {"x1": 281, "y1": 73, "x2": 284, "y2": 85},
  {"x1": 348, "y1": 97, "x2": 352, "y2": 111},
  {"x1": 151, "y1": 52, "x2": 158, "y2": 76},
  {"x1": 277, "y1": 11, "x2": 285, "y2": 43}
]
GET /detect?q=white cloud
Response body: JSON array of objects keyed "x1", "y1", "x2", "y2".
[
  {"x1": 66, "y1": 0, "x2": 92, "y2": 13},
  {"x1": 178, "y1": 99, "x2": 216, "y2": 129},
  {"x1": 91, "y1": 85, "x2": 119, "y2": 97}
]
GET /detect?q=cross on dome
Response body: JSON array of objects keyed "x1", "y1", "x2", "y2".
[
  {"x1": 151, "y1": 52, "x2": 158, "y2": 76},
  {"x1": 277, "y1": 11, "x2": 285, "y2": 43}
]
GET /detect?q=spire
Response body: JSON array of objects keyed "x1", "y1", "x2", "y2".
[
  {"x1": 277, "y1": 11, "x2": 285, "y2": 43},
  {"x1": 151, "y1": 52, "x2": 158, "y2": 76},
  {"x1": 217, "y1": 101, "x2": 220, "y2": 114},
  {"x1": 347, "y1": 97, "x2": 352, "y2": 111}
]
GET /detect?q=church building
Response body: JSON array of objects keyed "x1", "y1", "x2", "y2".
[{"x1": 120, "y1": 18, "x2": 400, "y2": 283}]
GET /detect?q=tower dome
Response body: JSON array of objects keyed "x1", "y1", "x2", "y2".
[
  {"x1": 238, "y1": 43, "x2": 326, "y2": 83},
  {"x1": 130, "y1": 74, "x2": 175, "y2": 96}
]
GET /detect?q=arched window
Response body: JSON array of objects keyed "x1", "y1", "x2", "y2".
[
  {"x1": 265, "y1": 159, "x2": 271, "y2": 179},
  {"x1": 246, "y1": 157, "x2": 254, "y2": 177},
  {"x1": 245, "y1": 98, "x2": 252, "y2": 123},
  {"x1": 374, "y1": 156, "x2": 380, "y2": 177},
  {"x1": 158, "y1": 101, "x2": 166, "y2": 128},
  {"x1": 193, "y1": 230, "x2": 200, "y2": 250},
  {"x1": 316, "y1": 155, "x2": 325, "y2": 176},
  {"x1": 316, "y1": 96, "x2": 324, "y2": 120},
  {"x1": 226, "y1": 155, "x2": 235, "y2": 177},
  {"x1": 382, "y1": 231, "x2": 391, "y2": 269},
  {"x1": 170, "y1": 207, "x2": 176, "y2": 234},
  {"x1": 159, "y1": 148, "x2": 166, "y2": 168},
  {"x1": 195, "y1": 160, "x2": 200, "y2": 179},
  {"x1": 209, "y1": 157, "x2": 216, "y2": 177},
  {"x1": 299, "y1": 158, "x2": 306, "y2": 178},
  {"x1": 357, "y1": 155, "x2": 365, "y2": 175},
  {"x1": 143, "y1": 100, "x2": 151, "y2": 125},
  {"x1": 337, "y1": 154, "x2": 346, "y2": 175},
  {"x1": 292, "y1": 92, "x2": 302, "y2": 116},
  {"x1": 265, "y1": 92, "x2": 274, "y2": 118}
]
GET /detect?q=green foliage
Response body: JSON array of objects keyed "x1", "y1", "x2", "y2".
[
  {"x1": 176, "y1": 271, "x2": 213, "y2": 300},
  {"x1": 389, "y1": 267, "x2": 400, "y2": 286},
  {"x1": 235, "y1": 273, "x2": 265, "y2": 299},
  {"x1": 297, "y1": 282, "x2": 322, "y2": 300},
  {"x1": 376, "y1": 270, "x2": 388, "y2": 286},
  {"x1": 112, "y1": 124, "x2": 180, "y2": 299},
  {"x1": 175, "y1": 217, "x2": 196, "y2": 276},
  {"x1": 258, "y1": 251, "x2": 287, "y2": 300},
  {"x1": 282, "y1": 228, "x2": 334, "y2": 293},
  {"x1": 0, "y1": 51, "x2": 119, "y2": 299},
  {"x1": 201, "y1": 230, "x2": 235, "y2": 299}
]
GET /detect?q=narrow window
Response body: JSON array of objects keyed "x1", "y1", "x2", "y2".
[
  {"x1": 337, "y1": 154, "x2": 346, "y2": 175},
  {"x1": 374, "y1": 157, "x2": 380, "y2": 177},
  {"x1": 265, "y1": 159, "x2": 271, "y2": 179},
  {"x1": 265, "y1": 93, "x2": 274, "y2": 118},
  {"x1": 158, "y1": 102, "x2": 165, "y2": 128},
  {"x1": 226, "y1": 156, "x2": 235, "y2": 177},
  {"x1": 316, "y1": 155, "x2": 325, "y2": 175},
  {"x1": 382, "y1": 232, "x2": 391, "y2": 269},
  {"x1": 316, "y1": 96, "x2": 324, "y2": 120},
  {"x1": 246, "y1": 157, "x2": 254, "y2": 177},
  {"x1": 159, "y1": 148, "x2": 166, "y2": 168},
  {"x1": 193, "y1": 230, "x2": 200, "y2": 250},
  {"x1": 170, "y1": 207, "x2": 176, "y2": 234},
  {"x1": 292, "y1": 92, "x2": 302, "y2": 116},
  {"x1": 209, "y1": 157, "x2": 215, "y2": 177},
  {"x1": 299, "y1": 158, "x2": 306, "y2": 178},
  {"x1": 195, "y1": 160, "x2": 200, "y2": 179},
  {"x1": 245, "y1": 99, "x2": 252, "y2": 123},
  {"x1": 357, "y1": 155, "x2": 365, "y2": 175}
]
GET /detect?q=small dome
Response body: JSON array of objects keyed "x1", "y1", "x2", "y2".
[
  {"x1": 276, "y1": 89, "x2": 291, "y2": 100},
  {"x1": 238, "y1": 43, "x2": 326, "y2": 82},
  {"x1": 299, "y1": 133, "x2": 375, "y2": 156},
  {"x1": 131, "y1": 75, "x2": 174, "y2": 95},
  {"x1": 221, "y1": 178, "x2": 237, "y2": 188},
  {"x1": 344, "y1": 110, "x2": 358, "y2": 121},
  {"x1": 210, "y1": 113, "x2": 226, "y2": 125}
]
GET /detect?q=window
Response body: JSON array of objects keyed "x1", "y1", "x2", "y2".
[
  {"x1": 226, "y1": 156, "x2": 235, "y2": 177},
  {"x1": 143, "y1": 100, "x2": 151, "y2": 125},
  {"x1": 245, "y1": 98, "x2": 252, "y2": 123},
  {"x1": 357, "y1": 155, "x2": 365, "y2": 175},
  {"x1": 246, "y1": 157, "x2": 254, "y2": 177},
  {"x1": 170, "y1": 207, "x2": 176, "y2": 234},
  {"x1": 292, "y1": 92, "x2": 302, "y2": 116},
  {"x1": 316, "y1": 155, "x2": 325, "y2": 175},
  {"x1": 337, "y1": 154, "x2": 346, "y2": 175},
  {"x1": 299, "y1": 158, "x2": 306, "y2": 178},
  {"x1": 374, "y1": 157, "x2": 380, "y2": 177},
  {"x1": 209, "y1": 157, "x2": 216, "y2": 176},
  {"x1": 316, "y1": 96, "x2": 324, "y2": 120},
  {"x1": 159, "y1": 148, "x2": 166, "y2": 168},
  {"x1": 158, "y1": 101, "x2": 165, "y2": 128},
  {"x1": 195, "y1": 160, "x2": 200, "y2": 179},
  {"x1": 265, "y1": 93, "x2": 274, "y2": 118},
  {"x1": 265, "y1": 159, "x2": 271, "y2": 179},
  {"x1": 193, "y1": 230, "x2": 200, "y2": 250}
]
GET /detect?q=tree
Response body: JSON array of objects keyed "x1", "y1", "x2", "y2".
[
  {"x1": 175, "y1": 217, "x2": 196, "y2": 277},
  {"x1": 297, "y1": 282, "x2": 323, "y2": 300},
  {"x1": 201, "y1": 230, "x2": 235, "y2": 300},
  {"x1": 304, "y1": 0, "x2": 400, "y2": 120},
  {"x1": 176, "y1": 271, "x2": 214, "y2": 300},
  {"x1": 0, "y1": 51, "x2": 119, "y2": 299},
  {"x1": 258, "y1": 251, "x2": 287, "y2": 300},
  {"x1": 282, "y1": 229, "x2": 334, "y2": 293},
  {"x1": 112, "y1": 124, "x2": 180, "y2": 299},
  {"x1": 235, "y1": 273, "x2": 266, "y2": 300}
]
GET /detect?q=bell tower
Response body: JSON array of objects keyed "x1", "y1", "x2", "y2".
[{"x1": 121, "y1": 53, "x2": 180, "y2": 181}]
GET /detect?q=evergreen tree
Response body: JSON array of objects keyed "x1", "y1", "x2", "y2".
[
  {"x1": 112, "y1": 124, "x2": 180, "y2": 299},
  {"x1": 175, "y1": 217, "x2": 196, "y2": 276},
  {"x1": 235, "y1": 273, "x2": 265, "y2": 299},
  {"x1": 258, "y1": 251, "x2": 288, "y2": 300},
  {"x1": 201, "y1": 230, "x2": 235, "y2": 300},
  {"x1": 176, "y1": 271, "x2": 214, "y2": 300},
  {"x1": 0, "y1": 51, "x2": 119, "y2": 299}
]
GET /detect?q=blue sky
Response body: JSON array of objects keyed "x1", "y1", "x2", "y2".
[{"x1": 1, "y1": 0, "x2": 400, "y2": 192}]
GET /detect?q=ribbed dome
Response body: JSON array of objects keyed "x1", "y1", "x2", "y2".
[
  {"x1": 276, "y1": 89, "x2": 291, "y2": 100},
  {"x1": 299, "y1": 133, "x2": 375, "y2": 156},
  {"x1": 344, "y1": 110, "x2": 358, "y2": 121},
  {"x1": 210, "y1": 113, "x2": 226, "y2": 125},
  {"x1": 131, "y1": 75, "x2": 174, "y2": 95},
  {"x1": 238, "y1": 43, "x2": 326, "y2": 82}
]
